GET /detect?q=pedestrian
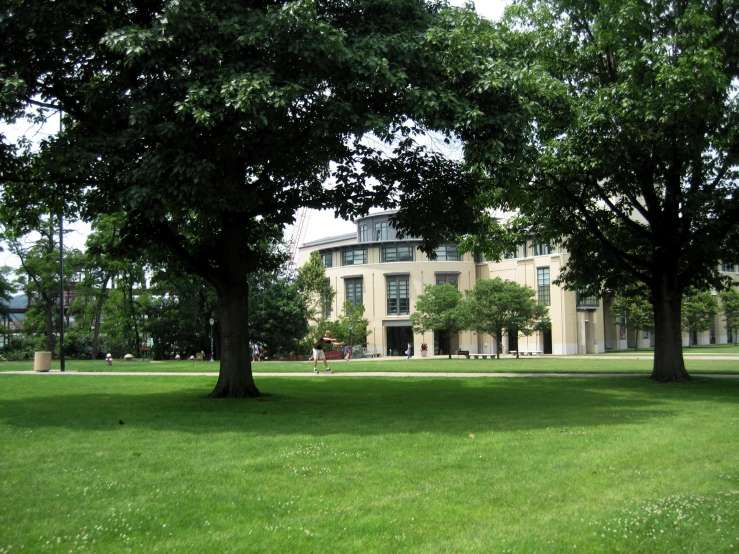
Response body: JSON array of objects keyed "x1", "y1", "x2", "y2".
[
  {"x1": 252, "y1": 343, "x2": 260, "y2": 362},
  {"x1": 313, "y1": 331, "x2": 344, "y2": 373},
  {"x1": 406, "y1": 342, "x2": 413, "y2": 359}
]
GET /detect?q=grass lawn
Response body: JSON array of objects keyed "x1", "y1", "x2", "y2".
[
  {"x1": 2, "y1": 353, "x2": 739, "y2": 375},
  {"x1": 1, "y1": 374, "x2": 738, "y2": 553}
]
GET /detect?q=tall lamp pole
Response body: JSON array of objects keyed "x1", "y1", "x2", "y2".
[{"x1": 209, "y1": 318, "x2": 215, "y2": 362}]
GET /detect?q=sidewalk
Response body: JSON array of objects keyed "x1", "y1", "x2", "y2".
[{"x1": 2, "y1": 370, "x2": 738, "y2": 378}]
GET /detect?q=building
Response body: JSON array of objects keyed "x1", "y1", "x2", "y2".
[{"x1": 298, "y1": 211, "x2": 738, "y2": 356}]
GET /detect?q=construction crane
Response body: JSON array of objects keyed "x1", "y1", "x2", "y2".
[{"x1": 286, "y1": 208, "x2": 310, "y2": 275}]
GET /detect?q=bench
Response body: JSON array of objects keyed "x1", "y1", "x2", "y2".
[
  {"x1": 456, "y1": 350, "x2": 470, "y2": 359},
  {"x1": 510, "y1": 350, "x2": 542, "y2": 356},
  {"x1": 472, "y1": 354, "x2": 493, "y2": 359}
]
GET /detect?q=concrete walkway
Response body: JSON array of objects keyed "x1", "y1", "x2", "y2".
[{"x1": 2, "y1": 370, "x2": 738, "y2": 378}]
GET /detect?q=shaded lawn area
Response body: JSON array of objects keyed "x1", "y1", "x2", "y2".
[
  {"x1": 2, "y1": 356, "x2": 739, "y2": 374},
  {"x1": 1, "y1": 375, "x2": 738, "y2": 553}
]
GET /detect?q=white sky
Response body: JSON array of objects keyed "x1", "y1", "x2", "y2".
[{"x1": 0, "y1": 0, "x2": 511, "y2": 270}]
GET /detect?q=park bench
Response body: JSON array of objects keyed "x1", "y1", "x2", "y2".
[
  {"x1": 456, "y1": 350, "x2": 470, "y2": 359},
  {"x1": 471, "y1": 354, "x2": 493, "y2": 359},
  {"x1": 510, "y1": 350, "x2": 542, "y2": 356}
]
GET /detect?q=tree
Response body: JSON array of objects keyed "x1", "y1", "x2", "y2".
[
  {"x1": 335, "y1": 301, "x2": 371, "y2": 347},
  {"x1": 410, "y1": 283, "x2": 464, "y2": 359},
  {"x1": 610, "y1": 287, "x2": 653, "y2": 351},
  {"x1": 681, "y1": 289, "x2": 719, "y2": 347},
  {"x1": 720, "y1": 287, "x2": 739, "y2": 344},
  {"x1": 7, "y1": 220, "x2": 80, "y2": 355},
  {"x1": 462, "y1": 0, "x2": 739, "y2": 381},
  {"x1": 1, "y1": 1, "x2": 511, "y2": 397},
  {"x1": 296, "y1": 251, "x2": 335, "y2": 320},
  {"x1": 461, "y1": 278, "x2": 549, "y2": 359},
  {"x1": 248, "y1": 270, "x2": 309, "y2": 359}
]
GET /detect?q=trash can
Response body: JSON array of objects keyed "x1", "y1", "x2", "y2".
[{"x1": 34, "y1": 351, "x2": 52, "y2": 372}]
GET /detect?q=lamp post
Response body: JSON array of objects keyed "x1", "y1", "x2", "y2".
[{"x1": 209, "y1": 318, "x2": 215, "y2": 362}]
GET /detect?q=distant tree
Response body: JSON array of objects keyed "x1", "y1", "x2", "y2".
[
  {"x1": 248, "y1": 270, "x2": 309, "y2": 359},
  {"x1": 8, "y1": 220, "x2": 80, "y2": 355},
  {"x1": 142, "y1": 267, "x2": 218, "y2": 360},
  {"x1": 681, "y1": 289, "x2": 720, "y2": 347},
  {"x1": 720, "y1": 287, "x2": 739, "y2": 344},
  {"x1": 335, "y1": 301, "x2": 371, "y2": 348},
  {"x1": 410, "y1": 283, "x2": 464, "y2": 359},
  {"x1": 296, "y1": 251, "x2": 335, "y2": 320},
  {"x1": 610, "y1": 287, "x2": 654, "y2": 351},
  {"x1": 462, "y1": 278, "x2": 549, "y2": 359},
  {"x1": 0, "y1": 265, "x2": 15, "y2": 318}
]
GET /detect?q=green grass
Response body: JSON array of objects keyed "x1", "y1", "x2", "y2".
[
  {"x1": 2, "y1": 353, "x2": 739, "y2": 375},
  {"x1": 1, "y1": 375, "x2": 738, "y2": 553}
]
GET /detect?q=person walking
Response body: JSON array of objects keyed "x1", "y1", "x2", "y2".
[
  {"x1": 406, "y1": 342, "x2": 412, "y2": 359},
  {"x1": 313, "y1": 331, "x2": 343, "y2": 373},
  {"x1": 252, "y1": 343, "x2": 260, "y2": 362}
]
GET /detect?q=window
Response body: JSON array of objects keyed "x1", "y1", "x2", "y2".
[
  {"x1": 537, "y1": 267, "x2": 550, "y2": 306},
  {"x1": 504, "y1": 248, "x2": 518, "y2": 259},
  {"x1": 345, "y1": 278, "x2": 363, "y2": 307},
  {"x1": 533, "y1": 243, "x2": 551, "y2": 256},
  {"x1": 434, "y1": 245, "x2": 460, "y2": 261},
  {"x1": 576, "y1": 292, "x2": 599, "y2": 308},
  {"x1": 341, "y1": 249, "x2": 367, "y2": 266},
  {"x1": 374, "y1": 221, "x2": 389, "y2": 241},
  {"x1": 387, "y1": 276, "x2": 410, "y2": 315},
  {"x1": 722, "y1": 262, "x2": 736, "y2": 272},
  {"x1": 321, "y1": 252, "x2": 332, "y2": 268},
  {"x1": 382, "y1": 245, "x2": 414, "y2": 263},
  {"x1": 358, "y1": 224, "x2": 370, "y2": 243},
  {"x1": 474, "y1": 252, "x2": 483, "y2": 263},
  {"x1": 435, "y1": 274, "x2": 458, "y2": 288}
]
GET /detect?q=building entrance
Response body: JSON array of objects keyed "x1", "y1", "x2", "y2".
[{"x1": 387, "y1": 326, "x2": 413, "y2": 356}]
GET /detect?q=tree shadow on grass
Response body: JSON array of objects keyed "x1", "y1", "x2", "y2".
[{"x1": 0, "y1": 375, "x2": 736, "y2": 437}]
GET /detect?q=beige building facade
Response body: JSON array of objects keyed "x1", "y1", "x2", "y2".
[{"x1": 298, "y1": 211, "x2": 738, "y2": 356}]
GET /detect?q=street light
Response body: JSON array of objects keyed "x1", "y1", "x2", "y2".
[{"x1": 209, "y1": 318, "x2": 215, "y2": 362}]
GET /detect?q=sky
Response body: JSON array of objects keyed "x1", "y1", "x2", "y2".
[{"x1": 0, "y1": 0, "x2": 511, "y2": 269}]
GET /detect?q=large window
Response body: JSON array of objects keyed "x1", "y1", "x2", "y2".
[
  {"x1": 722, "y1": 262, "x2": 736, "y2": 272},
  {"x1": 382, "y1": 245, "x2": 414, "y2": 263},
  {"x1": 434, "y1": 245, "x2": 460, "y2": 261},
  {"x1": 435, "y1": 274, "x2": 458, "y2": 288},
  {"x1": 374, "y1": 221, "x2": 390, "y2": 241},
  {"x1": 387, "y1": 276, "x2": 410, "y2": 315},
  {"x1": 345, "y1": 278, "x2": 363, "y2": 307},
  {"x1": 321, "y1": 252, "x2": 332, "y2": 268},
  {"x1": 358, "y1": 224, "x2": 370, "y2": 243},
  {"x1": 537, "y1": 267, "x2": 551, "y2": 306},
  {"x1": 342, "y1": 249, "x2": 367, "y2": 266}
]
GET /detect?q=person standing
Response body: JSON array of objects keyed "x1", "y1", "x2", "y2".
[
  {"x1": 406, "y1": 342, "x2": 412, "y2": 359},
  {"x1": 313, "y1": 331, "x2": 343, "y2": 373},
  {"x1": 252, "y1": 343, "x2": 260, "y2": 362}
]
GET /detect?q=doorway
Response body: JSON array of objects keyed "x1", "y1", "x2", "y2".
[{"x1": 387, "y1": 326, "x2": 413, "y2": 356}]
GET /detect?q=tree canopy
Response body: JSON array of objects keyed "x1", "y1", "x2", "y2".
[
  {"x1": 1, "y1": 0, "x2": 521, "y2": 396},
  {"x1": 459, "y1": 0, "x2": 739, "y2": 381},
  {"x1": 461, "y1": 277, "x2": 549, "y2": 359}
]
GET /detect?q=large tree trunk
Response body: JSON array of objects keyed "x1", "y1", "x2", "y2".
[
  {"x1": 205, "y1": 214, "x2": 260, "y2": 398},
  {"x1": 207, "y1": 283, "x2": 260, "y2": 398},
  {"x1": 651, "y1": 272, "x2": 691, "y2": 382}
]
